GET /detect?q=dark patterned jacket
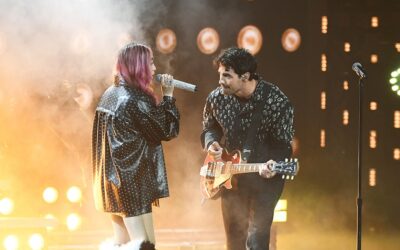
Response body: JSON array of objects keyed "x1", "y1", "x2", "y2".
[
  {"x1": 92, "y1": 83, "x2": 179, "y2": 214},
  {"x1": 201, "y1": 79, "x2": 294, "y2": 164}
]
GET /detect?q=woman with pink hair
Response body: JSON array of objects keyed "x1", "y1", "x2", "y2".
[{"x1": 92, "y1": 42, "x2": 180, "y2": 250}]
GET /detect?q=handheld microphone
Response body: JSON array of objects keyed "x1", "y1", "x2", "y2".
[
  {"x1": 155, "y1": 74, "x2": 198, "y2": 92},
  {"x1": 352, "y1": 62, "x2": 367, "y2": 79}
]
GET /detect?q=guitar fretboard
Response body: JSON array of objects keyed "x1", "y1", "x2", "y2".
[{"x1": 226, "y1": 164, "x2": 263, "y2": 174}]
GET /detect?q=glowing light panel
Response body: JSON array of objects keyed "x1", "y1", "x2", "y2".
[
  {"x1": 321, "y1": 91, "x2": 326, "y2": 110},
  {"x1": 237, "y1": 25, "x2": 263, "y2": 55},
  {"x1": 197, "y1": 27, "x2": 220, "y2": 55},
  {"x1": 320, "y1": 129, "x2": 326, "y2": 148},
  {"x1": 156, "y1": 29, "x2": 177, "y2": 54},
  {"x1": 281, "y1": 28, "x2": 301, "y2": 52},
  {"x1": 0, "y1": 198, "x2": 14, "y2": 215},
  {"x1": 28, "y1": 234, "x2": 45, "y2": 250},
  {"x1": 67, "y1": 186, "x2": 82, "y2": 203},
  {"x1": 321, "y1": 16, "x2": 328, "y2": 34},
  {"x1": 3, "y1": 235, "x2": 18, "y2": 250},
  {"x1": 66, "y1": 213, "x2": 82, "y2": 231},
  {"x1": 369, "y1": 168, "x2": 376, "y2": 187},
  {"x1": 43, "y1": 187, "x2": 58, "y2": 204}
]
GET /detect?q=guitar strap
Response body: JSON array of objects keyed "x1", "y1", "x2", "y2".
[{"x1": 241, "y1": 82, "x2": 270, "y2": 162}]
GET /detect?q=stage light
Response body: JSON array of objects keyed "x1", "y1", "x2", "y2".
[
  {"x1": 369, "y1": 169, "x2": 376, "y2": 187},
  {"x1": 197, "y1": 27, "x2": 220, "y2": 55},
  {"x1": 395, "y1": 43, "x2": 400, "y2": 52},
  {"x1": 371, "y1": 16, "x2": 379, "y2": 28},
  {"x1": 66, "y1": 213, "x2": 81, "y2": 231},
  {"x1": 369, "y1": 130, "x2": 377, "y2": 149},
  {"x1": 3, "y1": 235, "x2": 19, "y2": 250},
  {"x1": 43, "y1": 187, "x2": 58, "y2": 204},
  {"x1": 275, "y1": 199, "x2": 287, "y2": 211},
  {"x1": 320, "y1": 91, "x2": 326, "y2": 110},
  {"x1": 28, "y1": 233, "x2": 45, "y2": 250},
  {"x1": 394, "y1": 148, "x2": 400, "y2": 160},
  {"x1": 321, "y1": 54, "x2": 327, "y2": 71},
  {"x1": 344, "y1": 42, "x2": 351, "y2": 52},
  {"x1": 370, "y1": 54, "x2": 378, "y2": 63},
  {"x1": 67, "y1": 186, "x2": 82, "y2": 203},
  {"x1": 395, "y1": 111, "x2": 400, "y2": 128},
  {"x1": 320, "y1": 129, "x2": 326, "y2": 148},
  {"x1": 237, "y1": 25, "x2": 263, "y2": 55},
  {"x1": 156, "y1": 28, "x2": 177, "y2": 54},
  {"x1": 0, "y1": 197, "x2": 14, "y2": 215},
  {"x1": 370, "y1": 102, "x2": 378, "y2": 111},
  {"x1": 389, "y1": 68, "x2": 400, "y2": 96},
  {"x1": 343, "y1": 110, "x2": 349, "y2": 125},
  {"x1": 321, "y1": 16, "x2": 328, "y2": 34},
  {"x1": 273, "y1": 211, "x2": 287, "y2": 222},
  {"x1": 343, "y1": 80, "x2": 349, "y2": 90},
  {"x1": 281, "y1": 28, "x2": 301, "y2": 52},
  {"x1": 273, "y1": 200, "x2": 287, "y2": 222}
]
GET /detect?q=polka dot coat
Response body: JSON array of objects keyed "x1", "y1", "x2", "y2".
[{"x1": 92, "y1": 84, "x2": 179, "y2": 217}]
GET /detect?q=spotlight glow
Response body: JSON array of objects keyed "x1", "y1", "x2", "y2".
[
  {"x1": 0, "y1": 197, "x2": 14, "y2": 215},
  {"x1": 28, "y1": 234, "x2": 45, "y2": 250},
  {"x1": 3, "y1": 235, "x2": 19, "y2": 250},
  {"x1": 156, "y1": 28, "x2": 177, "y2": 54},
  {"x1": 66, "y1": 213, "x2": 82, "y2": 231},
  {"x1": 43, "y1": 187, "x2": 58, "y2": 204},
  {"x1": 237, "y1": 25, "x2": 263, "y2": 55},
  {"x1": 281, "y1": 28, "x2": 301, "y2": 52},
  {"x1": 197, "y1": 27, "x2": 220, "y2": 55},
  {"x1": 275, "y1": 199, "x2": 287, "y2": 211},
  {"x1": 389, "y1": 68, "x2": 400, "y2": 97},
  {"x1": 67, "y1": 186, "x2": 82, "y2": 203},
  {"x1": 273, "y1": 211, "x2": 287, "y2": 222}
]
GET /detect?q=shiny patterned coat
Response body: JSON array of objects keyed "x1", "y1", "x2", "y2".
[{"x1": 92, "y1": 83, "x2": 179, "y2": 216}]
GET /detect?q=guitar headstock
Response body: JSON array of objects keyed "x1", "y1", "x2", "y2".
[{"x1": 272, "y1": 158, "x2": 299, "y2": 180}]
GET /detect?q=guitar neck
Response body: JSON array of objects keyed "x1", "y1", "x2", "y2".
[{"x1": 228, "y1": 163, "x2": 263, "y2": 174}]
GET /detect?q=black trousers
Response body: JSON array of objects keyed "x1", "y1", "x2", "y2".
[{"x1": 221, "y1": 174, "x2": 284, "y2": 250}]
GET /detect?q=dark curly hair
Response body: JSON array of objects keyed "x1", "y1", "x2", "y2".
[{"x1": 214, "y1": 47, "x2": 259, "y2": 80}]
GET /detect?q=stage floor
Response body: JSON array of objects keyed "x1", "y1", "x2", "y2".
[{"x1": 45, "y1": 228, "x2": 400, "y2": 250}]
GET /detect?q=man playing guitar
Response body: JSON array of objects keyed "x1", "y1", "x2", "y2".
[{"x1": 201, "y1": 47, "x2": 295, "y2": 250}]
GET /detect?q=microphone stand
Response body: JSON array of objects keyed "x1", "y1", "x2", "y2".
[{"x1": 356, "y1": 75, "x2": 365, "y2": 250}]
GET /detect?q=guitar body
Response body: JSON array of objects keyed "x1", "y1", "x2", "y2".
[
  {"x1": 200, "y1": 150, "x2": 241, "y2": 199},
  {"x1": 200, "y1": 149, "x2": 299, "y2": 200}
]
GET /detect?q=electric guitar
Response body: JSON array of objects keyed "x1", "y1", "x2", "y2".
[{"x1": 200, "y1": 149, "x2": 299, "y2": 200}]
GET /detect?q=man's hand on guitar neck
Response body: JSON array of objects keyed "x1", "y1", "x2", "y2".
[
  {"x1": 259, "y1": 160, "x2": 277, "y2": 179},
  {"x1": 207, "y1": 141, "x2": 223, "y2": 160}
]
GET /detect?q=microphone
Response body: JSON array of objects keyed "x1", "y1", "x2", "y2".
[
  {"x1": 155, "y1": 74, "x2": 197, "y2": 92},
  {"x1": 352, "y1": 62, "x2": 367, "y2": 79}
]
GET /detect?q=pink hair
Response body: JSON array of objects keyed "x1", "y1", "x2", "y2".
[{"x1": 115, "y1": 43, "x2": 157, "y2": 103}]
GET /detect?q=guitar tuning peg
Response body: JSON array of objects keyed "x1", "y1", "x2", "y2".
[
  {"x1": 291, "y1": 176, "x2": 295, "y2": 180},
  {"x1": 286, "y1": 175, "x2": 290, "y2": 180},
  {"x1": 285, "y1": 158, "x2": 288, "y2": 162},
  {"x1": 282, "y1": 175, "x2": 285, "y2": 179}
]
